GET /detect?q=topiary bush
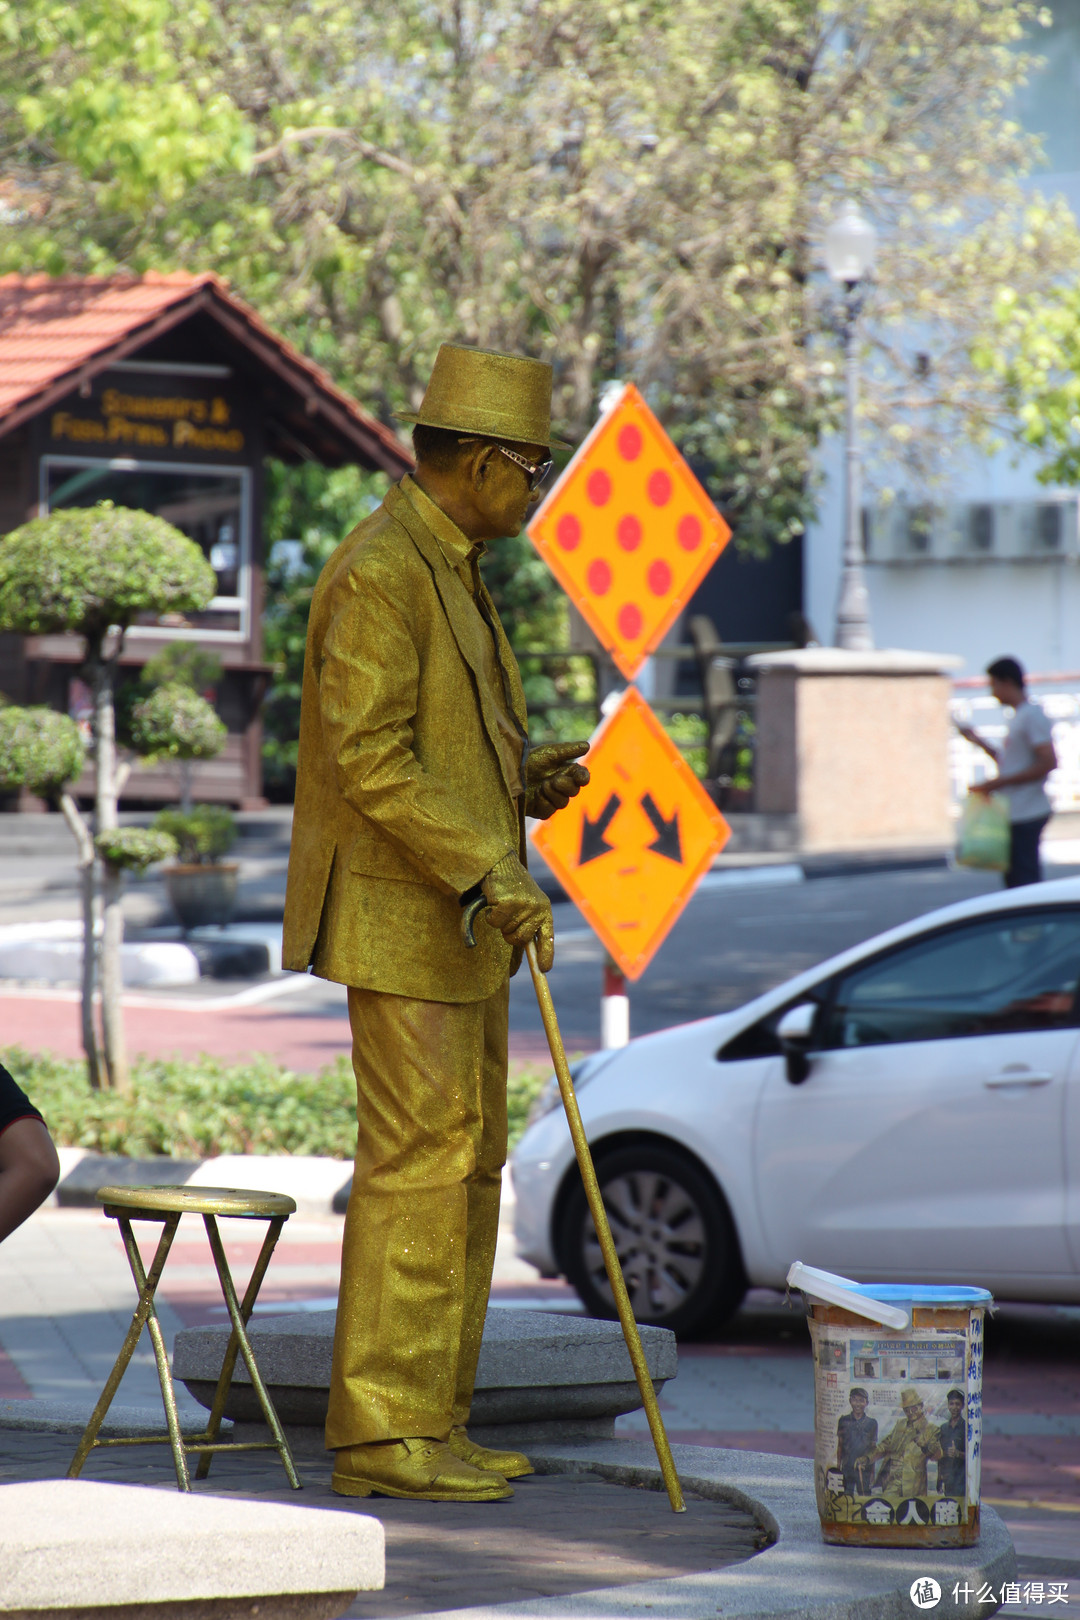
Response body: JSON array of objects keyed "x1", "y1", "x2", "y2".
[
  {"x1": 95, "y1": 827, "x2": 178, "y2": 874},
  {"x1": 152, "y1": 804, "x2": 237, "y2": 864},
  {"x1": 140, "y1": 640, "x2": 223, "y2": 694},
  {"x1": 0, "y1": 504, "x2": 220, "y2": 1091},
  {"x1": 0, "y1": 503, "x2": 217, "y2": 637},
  {"x1": 0, "y1": 707, "x2": 86, "y2": 795},
  {"x1": 130, "y1": 682, "x2": 227, "y2": 762}
]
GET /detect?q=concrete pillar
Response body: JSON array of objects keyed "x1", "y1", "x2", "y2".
[{"x1": 747, "y1": 648, "x2": 962, "y2": 853}]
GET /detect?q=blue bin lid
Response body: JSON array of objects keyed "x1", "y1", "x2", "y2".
[{"x1": 848, "y1": 1283, "x2": 993, "y2": 1307}]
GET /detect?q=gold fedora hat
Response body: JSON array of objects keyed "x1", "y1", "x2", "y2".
[{"x1": 397, "y1": 343, "x2": 570, "y2": 450}]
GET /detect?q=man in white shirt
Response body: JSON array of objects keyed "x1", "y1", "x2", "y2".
[{"x1": 958, "y1": 656, "x2": 1057, "y2": 888}]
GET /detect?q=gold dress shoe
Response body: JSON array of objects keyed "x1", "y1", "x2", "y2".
[
  {"x1": 448, "y1": 1424, "x2": 534, "y2": 1479},
  {"x1": 331, "y1": 1436, "x2": 513, "y2": 1501}
]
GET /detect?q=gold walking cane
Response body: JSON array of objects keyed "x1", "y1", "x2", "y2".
[{"x1": 463, "y1": 900, "x2": 685, "y2": 1513}]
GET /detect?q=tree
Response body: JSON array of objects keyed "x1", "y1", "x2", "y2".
[
  {"x1": 0, "y1": 706, "x2": 103, "y2": 1080},
  {"x1": 130, "y1": 683, "x2": 228, "y2": 811},
  {"x1": 2, "y1": 0, "x2": 1077, "y2": 559},
  {"x1": 972, "y1": 283, "x2": 1080, "y2": 487},
  {"x1": 0, "y1": 504, "x2": 216, "y2": 1090}
]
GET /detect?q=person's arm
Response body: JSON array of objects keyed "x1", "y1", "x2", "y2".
[
  {"x1": 971, "y1": 739, "x2": 1057, "y2": 796},
  {"x1": 0, "y1": 1118, "x2": 60, "y2": 1244},
  {"x1": 320, "y1": 560, "x2": 552, "y2": 958},
  {"x1": 956, "y1": 723, "x2": 1000, "y2": 763},
  {"x1": 319, "y1": 563, "x2": 515, "y2": 895}
]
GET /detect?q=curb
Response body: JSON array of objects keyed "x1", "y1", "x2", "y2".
[
  {"x1": 52, "y1": 1150, "x2": 354, "y2": 1218},
  {"x1": 50, "y1": 1154, "x2": 517, "y2": 1219},
  {"x1": 0, "y1": 1408, "x2": 1014, "y2": 1620},
  {"x1": 0, "y1": 1397, "x2": 222, "y2": 1436},
  {"x1": 466, "y1": 1439, "x2": 1015, "y2": 1620}
]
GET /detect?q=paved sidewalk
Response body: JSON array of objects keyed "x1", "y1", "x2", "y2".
[
  {"x1": 2, "y1": 1200, "x2": 1077, "y2": 1584},
  {"x1": 0, "y1": 1424, "x2": 764, "y2": 1617}
]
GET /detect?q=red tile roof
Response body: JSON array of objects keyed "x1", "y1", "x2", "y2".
[{"x1": 0, "y1": 271, "x2": 411, "y2": 474}]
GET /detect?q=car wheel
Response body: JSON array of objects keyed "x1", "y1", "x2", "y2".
[{"x1": 557, "y1": 1142, "x2": 746, "y2": 1338}]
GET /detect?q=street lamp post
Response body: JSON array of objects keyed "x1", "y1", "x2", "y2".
[{"x1": 824, "y1": 201, "x2": 878, "y2": 652}]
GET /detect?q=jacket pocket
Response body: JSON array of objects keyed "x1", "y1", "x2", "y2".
[{"x1": 347, "y1": 829, "x2": 427, "y2": 884}]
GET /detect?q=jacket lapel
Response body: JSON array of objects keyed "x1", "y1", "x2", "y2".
[
  {"x1": 476, "y1": 577, "x2": 528, "y2": 733},
  {"x1": 385, "y1": 484, "x2": 526, "y2": 797}
]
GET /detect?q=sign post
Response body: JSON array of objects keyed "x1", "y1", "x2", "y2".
[{"x1": 527, "y1": 385, "x2": 734, "y2": 1029}]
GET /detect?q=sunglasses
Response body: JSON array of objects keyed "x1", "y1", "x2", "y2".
[
  {"x1": 459, "y1": 437, "x2": 552, "y2": 493},
  {"x1": 495, "y1": 443, "x2": 554, "y2": 492}
]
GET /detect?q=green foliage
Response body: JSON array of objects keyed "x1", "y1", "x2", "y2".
[
  {"x1": 974, "y1": 281, "x2": 1080, "y2": 486},
  {"x1": 130, "y1": 682, "x2": 227, "y2": 763},
  {"x1": 95, "y1": 826, "x2": 177, "y2": 872},
  {"x1": 140, "y1": 641, "x2": 222, "y2": 694},
  {"x1": 3, "y1": 1046, "x2": 358, "y2": 1159},
  {"x1": 0, "y1": 707, "x2": 86, "y2": 794},
  {"x1": 151, "y1": 804, "x2": 237, "y2": 864},
  {"x1": 2, "y1": 1047, "x2": 549, "y2": 1157},
  {"x1": 506, "y1": 1063, "x2": 549, "y2": 1150},
  {"x1": 662, "y1": 712, "x2": 708, "y2": 779},
  {"x1": 0, "y1": 504, "x2": 216, "y2": 643},
  {"x1": 4, "y1": 2, "x2": 1073, "y2": 553},
  {"x1": 3, "y1": 0, "x2": 253, "y2": 212},
  {"x1": 261, "y1": 461, "x2": 390, "y2": 796}
]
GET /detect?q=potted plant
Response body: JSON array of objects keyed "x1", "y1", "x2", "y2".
[{"x1": 152, "y1": 804, "x2": 239, "y2": 932}]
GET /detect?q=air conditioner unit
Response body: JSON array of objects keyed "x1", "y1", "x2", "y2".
[
  {"x1": 998, "y1": 499, "x2": 1076, "y2": 559},
  {"x1": 866, "y1": 502, "x2": 944, "y2": 561}
]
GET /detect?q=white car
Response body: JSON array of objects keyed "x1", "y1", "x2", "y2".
[{"x1": 512, "y1": 877, "x2": 1080, "y2": 1336}]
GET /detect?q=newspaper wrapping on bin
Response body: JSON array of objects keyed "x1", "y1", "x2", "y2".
[{"x1": 813, "y1": 1312, "x2": 983, "y2": 1533}]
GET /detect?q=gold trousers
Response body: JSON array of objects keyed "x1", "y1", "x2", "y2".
[{"x1": 325, "y1": 981, "x2": 509, "y2": 1449}]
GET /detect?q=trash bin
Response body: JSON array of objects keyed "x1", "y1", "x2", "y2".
[{"x1": 788, "y1": 1262, "x2": 991, "y2": 1549}]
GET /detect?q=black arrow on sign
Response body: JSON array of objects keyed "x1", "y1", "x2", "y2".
[
  {"x1": 579, "y1": 793, "x2": 621, "y2": 865},
  {"x1": 641, "y1": 793, "x2": 683, "y2": 863}
]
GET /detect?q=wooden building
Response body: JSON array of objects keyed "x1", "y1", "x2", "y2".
[{"x1": 0, "y1": 272, "x2": 411, "y2": 805}]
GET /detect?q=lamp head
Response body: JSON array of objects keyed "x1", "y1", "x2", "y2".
[{"x1": 824, "y1": 201, "x2": 877, "y2": 285}]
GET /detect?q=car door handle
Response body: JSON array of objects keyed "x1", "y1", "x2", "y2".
[{"x1": 984, "y1": 1069, "x2": 1054, "y2": 1088}]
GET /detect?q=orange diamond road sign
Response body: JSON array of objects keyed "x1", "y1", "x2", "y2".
[
  {"x1": 528, "y1": 384, "x2": 731, "y2": 679},
  {"x1": 532, "y1": 686, "x2": 730, "y2": 980}
]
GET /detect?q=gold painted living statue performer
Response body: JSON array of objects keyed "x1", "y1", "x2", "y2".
[{"x1": 283, "y1": 345, "x2": 589, "y2": 1503}]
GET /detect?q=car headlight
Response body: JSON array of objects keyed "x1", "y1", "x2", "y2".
[{"x1": 526, "y1": 1048, "x2": 622, "y2": 1126}]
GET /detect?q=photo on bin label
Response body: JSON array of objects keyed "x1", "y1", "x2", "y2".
[{"x1": 811, "y1": 1318, "x2": 981, "y2": 1535}]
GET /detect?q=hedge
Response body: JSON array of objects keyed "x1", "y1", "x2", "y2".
[{"x1": 1, "y1": 1049, "x2": 551, "y2": 1159}]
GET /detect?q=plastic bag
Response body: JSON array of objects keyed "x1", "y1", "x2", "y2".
[{"x1": 955, "y1": 792, "x2": 1010, "y2": 871}]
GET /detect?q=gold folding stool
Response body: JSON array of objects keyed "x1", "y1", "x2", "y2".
[{"x1": 68, "y1": 1185, "x2": 302, "y2": 1492}]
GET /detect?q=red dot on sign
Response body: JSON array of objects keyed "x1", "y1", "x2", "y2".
[
  {"x1": 678, "y1": 514, "x2": 702, "y2": 551},
  {"x1": 587, "y1": 559, "x2": 612, "y2": 596},
  {"x1": 617, "y1": 514, "x2": 642, "y2": 552},
  {"x1": 618, "y1": 424, "x2": 642, "y2": 461},
  {"x1": 648, "y1": 559, "x2": 672, "y2": 596},
  {"x1": 648, "y1": 469, "x2": 672, "y2": 506},
  {"x1": 618, "y1": 602, "x2": 642, "y2": 639},
  {"x1": 587, "y1": 469, "x2": 611, "y2": 507},
  {"x1": 557, "y1": 513, "x2": 581, "y2": 551}
]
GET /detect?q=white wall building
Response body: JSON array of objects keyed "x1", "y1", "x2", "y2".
[{"x1": 805, "y1": 0, "x2": 1080, "y2": 684}]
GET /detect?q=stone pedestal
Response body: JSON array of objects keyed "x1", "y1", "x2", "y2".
[
  {"x1": 172, "y1": 1308, "x2": 677, "y2": 1454},
  {"x1": 748, "y1": 648, "x2": 962, "y2": 853}
]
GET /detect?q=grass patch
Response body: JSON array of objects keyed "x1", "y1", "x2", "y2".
[{"x1": 2, "y1": 1048, "x2": 552, "y2": 1160}]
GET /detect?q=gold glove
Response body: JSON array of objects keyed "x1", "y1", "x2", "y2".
[
  {"x1": 524, "y1": 741, "x2": 590, "y2": 821},
  {"x1": 481, "y1": 854, "x2": 554, "y2": 971}
]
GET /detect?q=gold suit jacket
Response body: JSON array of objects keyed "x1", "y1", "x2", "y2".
[{"x1": 282, "y1": 478, "x2": 528, "y2": 1002}]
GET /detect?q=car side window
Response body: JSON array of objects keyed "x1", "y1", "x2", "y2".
[{"x1": 819, "y1": 910, "x2": 1080, "y2": 1050}]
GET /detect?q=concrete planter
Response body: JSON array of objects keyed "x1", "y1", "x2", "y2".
[{"x1": 165, "y1": 862, "x2": 239, "y2": 931}]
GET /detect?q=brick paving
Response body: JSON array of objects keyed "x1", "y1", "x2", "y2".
[{"x1": 0, "y1": 1426, "x2": 765, "y2": 1617}]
